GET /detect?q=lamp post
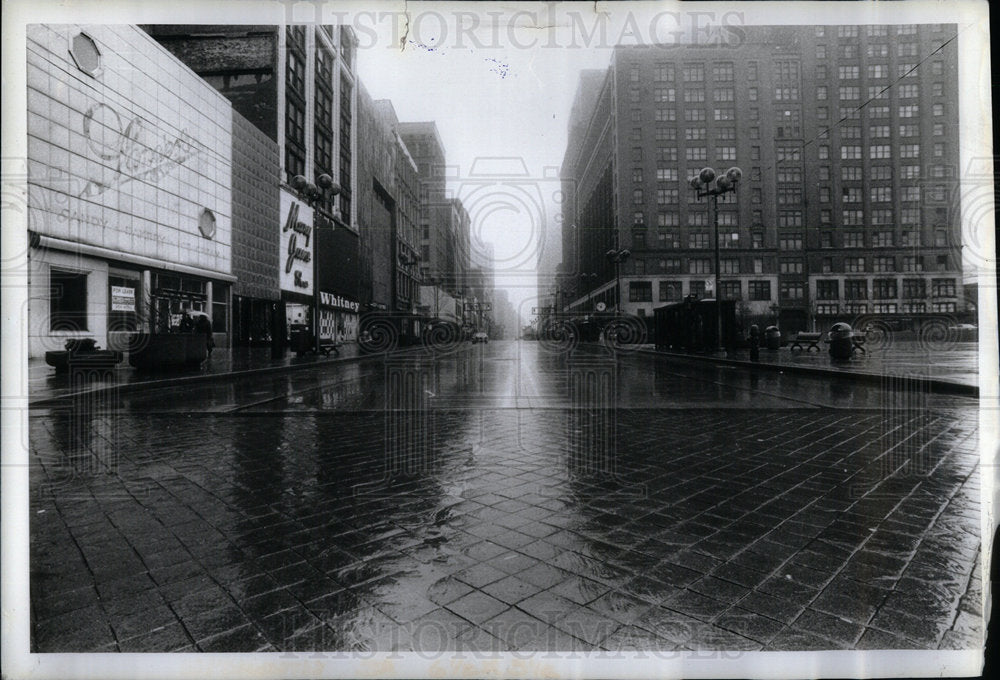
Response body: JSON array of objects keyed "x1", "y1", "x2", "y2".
[
  {"x1": 579, "y1": 272, "x2": 598, "y2": 314},
  {"x1": 605, "y1": 247, "x2": 630, "y2": 316},
  {"x1": 292, "y1": 173, "x2": 341, "y2": 356},
  {"x1": 688, "y1": 166, "x2": 742, "y2": 354}
]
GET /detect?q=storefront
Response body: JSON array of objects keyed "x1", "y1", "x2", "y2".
[
  {"x1": 231, "y1": 109, "x2": 282, "y2": 347},
  {"x1": 26, "y1": 25, "x2": 233, "y2": 359},
  {"x1": 319, "y1": 292, "x2": 359, "y2": 342}
]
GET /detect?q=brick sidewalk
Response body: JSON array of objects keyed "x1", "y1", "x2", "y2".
[{"x1": 29, "y1": 406, "x2": 981, "y2": 653}]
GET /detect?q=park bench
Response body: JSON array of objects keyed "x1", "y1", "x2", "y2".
[
  {"x1": 317, "y1": 340, "x2": 342, "y2": 357},
  {"x1": 789, "y1": 331, "x2": 823, "y2": 351}
]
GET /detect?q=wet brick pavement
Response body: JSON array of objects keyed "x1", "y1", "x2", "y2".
[{"x1": 29, "y1": 387, "x2": 982, "y2": 653}]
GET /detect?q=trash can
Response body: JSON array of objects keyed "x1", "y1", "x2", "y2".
[
  {"x1": 829, "y1": 322, "x2": 853, "y2": 361},
  {"x1": 290, "y1": 326, "x2": 312, "y2": 356},
  {"x1": 764, "y1": 325, "x2": 781, "y2": 350}
]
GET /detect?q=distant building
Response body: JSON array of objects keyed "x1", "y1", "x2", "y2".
[
  {"x1": 561, "y1": 24, "x2": 964, "y2": 334},
  {"x1": 356, "y1": 85, "x2": 422, "y2": 343},
  {"x1": 399, "y1": 123, "x2": 473, "y2": 326}
]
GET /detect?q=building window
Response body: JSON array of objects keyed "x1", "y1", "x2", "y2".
[
  {"x1": 779, "y1": 234, "x2": 802, "y2": 250},
  {"x1": 873, "y1": 256, "x2": 895, "y2": 273},
  {"x1": 879, "y1": 197, "x2": 903, "y2": 219},
  {"x1": 659, "y1": 281, "x2": 683, "y2": 301},
  {"x1": 654, "y1": 63, "x2": 674, "y2": 81},
  {"x1": 663, "y1": 258, "x2": 682, "y2": 273},
  {"x1": 654, "y1": 87, "x2": 676, "y2": 103},
  {"x1": 780, "y1": 259, "x2": 803, "y2": 274},
  {"x1": 688, "y1": 232, "x2": 710, "y2": 249},
  {"x1": 870, "y1": 186, "x2": 892, "y2": 202},
  {"x1": 872, "y1": 231, "x2": 894, "y2": 247},
  {"x1": 684, "y1": 109, "x2": 706, "y2": 123},
  {"x1": 844, "y1": 232, "x2": 865, "y2": 248},
  {"x1": 657, "y1": 168, "x2": 678, "y2": 181},
  {"x1": 685, "y1": 147, "x2": 707, "y2": 162},
  {"x1": 816, "y1": 280, "x2": 839, "y2": 300},
  {"x1": 633, "y1": 188, "x2": 644, "y2": 204},
  {"x1": 655, "y1": 108, "x2": 677, "y2": 122},
  {"x1": 873, "y1": 279, "x2": 897, "y2": 299},
  {"x1": 932, "y1": 302, "x2": 957, "y2": 313},
  {"x1": 752, "y1": 232, "x2": 764, "y2": 249},
  {"x1": 903, "y1": 279, "x2": 925, "y2": 298},
  {"x1": 658, "y1": 212, "x2": 679, "y2": 227},
  {"x1": 632, "y1": 230, "x2": 646, "y2": 248},
  {"x1": 719, "y1": 258, "x2": 739, "y2": 274},
  {"x1": 845, "y1": 280, "x2": 868, "y2": 299},
  {"x1": 780, "y1": 282, "x2": 804, "y2": 300},
  {"x1": 690, "y1": 259, "x2": 711, "y2": 274},
  {"x1": 684, "y1": 88, "x2": 706, "y2": 103},
  {"x1": 869, "y1": 145, "x2": 890, "y2": 159},
  {"x1": 778, "y1": 211, "x2": 803, "y2": 228},
  {"x1": 719, "y1": 281, "x2": 742, "y2": 301},
  {"x1": 845, "y1": 257, "x2": 865, "y2": 273},
  {"x1": 903, "y1": 256, "x2": 923, "y2": 272},
  {"x1": 932, "y1": 279, "x2": 957, "y2": 297},
  {"x1": 682, "y1": 64, "x2": 705, "y2": 82},
  {"x1": 744, "y1": 280, "x2": 769, "y2": 301},
  {"x1": 657, "y1": 187, "x2": 679, "y2": 204},
  {"x1": 841, "y1": 145, "x2": 862, "y2": 160},
  {"x1": 629, "y1": 281, "x2": 652, "y2": 302},
  {"x1": 655, "y1": 127, "x2": 676, "y2": 142},
  {"x1": 899, "y1": 105, "x2": 920, "y2": 118},
  {"x1": 843, "y1": 210, "x2": 864, "y2": 226},
  {"x1": 50, "y1": 268, "x2": 89, "y2": 331}
]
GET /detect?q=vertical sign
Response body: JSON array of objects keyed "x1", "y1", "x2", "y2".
[{"x1": 280, "y1": 189, "x2": 313, "y2": 294}]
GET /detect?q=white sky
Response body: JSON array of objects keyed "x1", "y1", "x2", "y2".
[{"x1": 354, "y1": 5, "x2": 621, "y2": 324}]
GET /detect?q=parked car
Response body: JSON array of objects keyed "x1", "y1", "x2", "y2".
[{"x1": 471, "y1": 331, "x2": 489, "y2": 344}]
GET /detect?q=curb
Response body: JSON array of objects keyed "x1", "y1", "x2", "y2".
[
  {"x1": 28, "y1": 346, "x2": 429, "y2": 408},
  {"x1": 633, "y1": 347, "x2": 979, "y2": 397}
]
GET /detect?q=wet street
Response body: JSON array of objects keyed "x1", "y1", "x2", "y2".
[{"x1": 28, "y1": 341, "x2": 982, "y2": 653}]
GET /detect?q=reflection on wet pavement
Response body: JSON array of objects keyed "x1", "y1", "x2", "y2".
[{"x1": 29, "y1": 341, "x2": 981, "y2": 653}]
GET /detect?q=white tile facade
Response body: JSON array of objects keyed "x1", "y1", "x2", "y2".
[
  {"x1": 26, "y1": 24, "x2": 234, "y2": 357},
  {"x1": 26, "y1": 24, "x2": 232, "y2": 272}
]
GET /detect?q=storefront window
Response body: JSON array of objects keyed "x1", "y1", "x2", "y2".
[
  {"x1": 50, "y1": 268, "x2": 88, "y2": 331},
  {"x1": 212, "y1": 284, "x2": 229, "y2": 333},
  {"x1": 108, "y1": 274, "x2": 140, "y2": 333}
]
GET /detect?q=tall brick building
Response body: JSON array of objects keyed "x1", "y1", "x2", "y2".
[
  {"x1": 561, "y1": 24, "x2": 963, "y2": 334},
  {"x1": 146, "y1": 24, "x2": 363, "y2": 344}
]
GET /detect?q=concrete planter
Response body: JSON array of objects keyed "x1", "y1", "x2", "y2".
[{"x1": 128, "y1": 333, "x2": 207, "y2": 371}]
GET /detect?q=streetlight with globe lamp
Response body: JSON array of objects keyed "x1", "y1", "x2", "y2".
[{"x1": 688, "y1": 166, "x2": 742, "y2": 355}]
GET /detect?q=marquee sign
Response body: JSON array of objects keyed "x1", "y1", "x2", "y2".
[{"x1": 280, "y1": 190, "x2": 313, "y2": 294}]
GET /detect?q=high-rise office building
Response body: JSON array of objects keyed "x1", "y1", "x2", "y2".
[{"x1": 561, "y1": 24, "x2": 963, "y2": 334}]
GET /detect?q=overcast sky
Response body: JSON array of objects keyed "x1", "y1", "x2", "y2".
[{"x1": 355, "y1": 5, "x2": 623, "y2": 323}]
